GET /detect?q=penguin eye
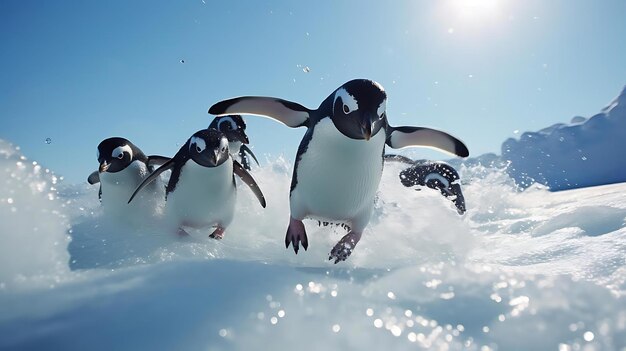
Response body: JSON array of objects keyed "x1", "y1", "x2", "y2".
[
  {"x1": 343, "y1": 104, "x2": 350, "y2": 114},
  {"x1": 220, "y1": 123, "x2": 232, "y2": 131},
  {"x1": 196, "y1": 146, "x2": 202, "y2": 153},
  {"x1": 117, "y1": 153, "x2": 124, "y2": 159}
]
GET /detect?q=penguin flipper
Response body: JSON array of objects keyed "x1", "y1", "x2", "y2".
[
  {"x1": 386, "y1": 126, "x2": 469, "y2": 157},
  {"x1": 240, "y1": 144, "x2": 260, "y2": 167},
  {"x1": 383, "y1": 154, "x2": 416, "y2": 165},
  {"x1": 209, "y1": 96, "x2": 311, "y2": 128},
  {"x1": 233, "y1": 160, "x2": 266, "y2": 208},
  {"x1": 87, "y1": 171, "x2": 100, "y2": 184},
  {"x1": 128, "y1": 159, "x2": 175, "y2": 204},
  {"x1": 147, "y1": 155, "x2": 171, "y2": 169}
]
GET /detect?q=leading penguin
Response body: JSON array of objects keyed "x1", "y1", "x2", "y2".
[
  {"x1": 209, "y1": 114, "x2": 259, "y2": 170},
  {"x1": 128, "y1": 129, "x2": 266, "y2": 238},
  {"x1": 209, "y1": 79, "x2": 469, "y2": 263},
  {"x1": 87, "y1": 137, "x2": 170, "y2": 224}
]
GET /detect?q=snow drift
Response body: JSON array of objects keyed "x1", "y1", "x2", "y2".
[
  {"x1": 1, "y1": 138, "x2": 625, "y2": 350},
  {"x1": 502, "y1": 86, "x2": 626, "y2": 190}
]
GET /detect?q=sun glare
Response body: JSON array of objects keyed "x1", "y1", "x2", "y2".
[{"x1": 452, "y1": 0, "x2": 500, "y2": 20}]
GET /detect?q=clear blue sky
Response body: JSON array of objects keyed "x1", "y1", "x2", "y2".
[{"x1": 1, "y1": 0, "x2": 625, "y2": 183}]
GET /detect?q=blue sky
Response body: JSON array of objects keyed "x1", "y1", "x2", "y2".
[{"x1": 1, "y1": 0, "x2": 625, "y2": 183}]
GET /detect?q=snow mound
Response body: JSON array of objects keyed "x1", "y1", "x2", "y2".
[
  {"x1": 0, "y1": 140, "x2": 71, "y2": 289},
  {"x1": 502, "y1": 85, "x2": 626, "y2": 190}
]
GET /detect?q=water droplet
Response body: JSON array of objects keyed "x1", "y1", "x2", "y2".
[
  {"x1": 45, "y1": 138, "x2": 52, "y2": 144},
  {"x1": 366, "y1": 308, "x2": 374, "y2": 316},
  {"x1": 218, "y1": 329, "x2": 228, "y2": 337},
  {"x1": 302, "y1": 66, "x2": 311, "y2": 73},
  {"x1": 180, "y1": 59, "x2": 185, "y2": 64},
  {"x1": 581, "y1": 156, "x2": 587, "y2": 161},
  {"x1": 374, "y1": 319, "x2": 383, "y2": 328},
  {"x1": 583, "y1": 331, "x2": 594, "y2": 341},
  {"x1": 332, "y1": 324, "x2": 341, "y2": 333}
]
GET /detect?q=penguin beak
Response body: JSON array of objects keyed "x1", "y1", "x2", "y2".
[
  {"x1": 360, "y1": 118, "x2": 373, "y2": 141},
  {"x1": 99, "y1": 161, "x2": 110, "y2": 173},
  {"x1": 210, "y1": 150, "x2": 220, "y2": 166},
  {"x1": 227, "y1": 130, "x2": 249, "y2": 144}
]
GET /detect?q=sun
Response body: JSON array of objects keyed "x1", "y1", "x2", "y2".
[{"x1": 452, "y1": 0, "x2": 500, "y2": 20}]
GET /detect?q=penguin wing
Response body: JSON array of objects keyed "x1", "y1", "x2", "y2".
[
  {"x1": 209, "y1": 96, "x2": 311, "y2": 128},
  {"x1": 233, "y1": 160, "x2": 266, "y2": 208},
  {"x1": 239, "y1": 144, "x2": 260, "y2": 166},
  {"x1": 386, "y1": 126, "x2": 469, "y2": 157},
  {"x1": 127, "y1": 159, "x2": 176, "y2": 204},
  {"x1": 147, "y1": 155, "x2": 171, "y2": 167},
  {"x1": 87, "y1": 171, "x2": 100, "y2": 184},
  {"x1": 383, "y1": 154, "x2": 416, "y2": 165}
]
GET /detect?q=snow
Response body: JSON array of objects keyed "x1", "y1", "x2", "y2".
[
  {"x1": 502, "y1": 86, "x2": 626, "y2": 190},
  {"x1": 1, "y1": 138, "x2": 625, "y2": 350}
]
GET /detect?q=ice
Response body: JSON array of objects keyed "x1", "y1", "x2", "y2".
[
  {"x1": 503, "y1": 86, "x2": 626, "y2": 190},
  {"x1": 0, "y1": 139, "x2": 625, "y2": 350}
]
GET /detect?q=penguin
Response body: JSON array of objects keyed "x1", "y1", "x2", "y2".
[
  {"x1": 209, "y1": 115, "x2": 259, "y2": 171},
  {"x1": 127, "y1": 129, "x2": 266, "y2": 238},
  {"x1": 384, "y1": 154, "x2": 466, "y2": 214},
  {"x1": 209, "y1": 79, "x2": 469, "y2": 263},
  {"x1": 87, "y1": 137, "x2": 170, "y2": 224}
]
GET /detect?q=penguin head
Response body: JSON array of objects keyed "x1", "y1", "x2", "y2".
[
  {"x1": 96, "y1": 137, "x2": 145, "y2": 173},
  {"x1": 188, "y1": 129, "x2": 230, "y2": 167},
  {"x1": 208, "y1": 115, "x2": 249, "y2": 144},
  {"x1": 329, "y1": 79, "x2": 387, "y2": 141}
]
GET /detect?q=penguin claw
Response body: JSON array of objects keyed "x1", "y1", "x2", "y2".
[{"x1": 285, "y1": 217, "x2": 308, "y2": 255}]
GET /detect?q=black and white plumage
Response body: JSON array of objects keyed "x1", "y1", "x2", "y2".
[
  {"x1": 209, "y1": 79, "x2": 469, "y2": 262},
  {"x1": 128, "y1": 129, "x2": 266, "y2": 239},
  {"x1": 209, "y1": 115, "x2": 259, "y2": 171},
  {"x1": 384, "y1": 154, "x2": 466, "y2": 214},
  {"x1": 87, "y1": 137, "x2": 170, "y2": 224}
]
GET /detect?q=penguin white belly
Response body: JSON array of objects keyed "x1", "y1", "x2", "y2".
[
  {"x1": 291, "y1": 118, "x2": 385, "y2": 226},
  {"x1": 229, "y1": 141, "x2": 242, "y2": 156},
  {"x1": 100, "y1": 161, "x2": 160, "y2": 222},
  {"x1": 166, "y1": 160, "x2": 236, "y2": 229},
  {"x1": 229, "y1": 141, "x2": 244, "y2": 166}
]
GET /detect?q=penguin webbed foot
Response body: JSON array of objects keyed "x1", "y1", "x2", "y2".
[
  {"x1": 329, "y1": 231, "x2": 362, "y2": 264},
  {"x1": 285, "y1": 217, "x2": 308, "y2": 254},
  {"x1": 209, "y1": 226, "x2": 225, "y2": 240}
]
